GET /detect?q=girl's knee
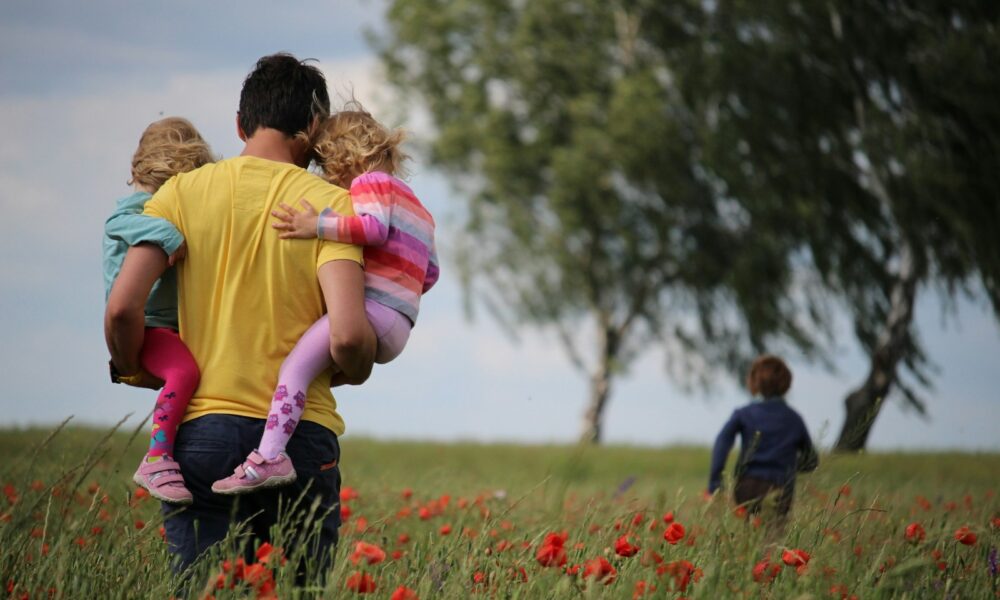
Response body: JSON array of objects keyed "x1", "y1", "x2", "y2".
[{"x1": 162, "y1": 366, "x2": 200, "y2": 394}]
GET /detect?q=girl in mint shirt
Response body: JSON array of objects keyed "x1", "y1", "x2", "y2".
[{"x1": 103, "y1": 117, "x2": 214, "y2": 504}]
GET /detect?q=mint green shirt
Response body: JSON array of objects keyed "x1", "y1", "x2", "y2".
[{"x1": 102, "y1": 191, "x2": 184, "y2": 329}]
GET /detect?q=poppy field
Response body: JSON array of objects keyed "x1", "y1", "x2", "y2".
[{"x1": 1, "y1": 422, "x2": 998, "y2": 599}]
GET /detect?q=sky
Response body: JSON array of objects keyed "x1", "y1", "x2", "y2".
[{"x1": 0, "y1": 0, "x2": 997, "y2": 452}]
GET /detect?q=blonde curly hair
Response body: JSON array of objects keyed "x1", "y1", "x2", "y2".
[
  {"x1": 313, "y1": 102, "x2": 409, "y2": 188},
  {"x1": 130, "y1": 117, "x2": 215, "y2": 191}
]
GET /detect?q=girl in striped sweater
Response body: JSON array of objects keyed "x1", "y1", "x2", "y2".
[{"x1": 212, "y1": 104, "x2": 438, "y2": 494}]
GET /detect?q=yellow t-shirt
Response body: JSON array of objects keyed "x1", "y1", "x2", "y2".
[{"x1": 144, "y1": 156, "x2": 362, "y2": 435}]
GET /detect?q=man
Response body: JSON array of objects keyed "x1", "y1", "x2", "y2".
[{"x1": 105, "y1": 53, "x2": 376, "y2": 574}]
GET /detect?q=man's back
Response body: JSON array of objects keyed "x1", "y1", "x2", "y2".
[{"x1": 145, "y1": 155, "x2": 361, "y2": 434}]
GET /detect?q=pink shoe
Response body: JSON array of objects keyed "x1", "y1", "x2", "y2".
[
  {"x1": 133, "y1": 454, "x2": 193, "y2": 505},
  {"x1": 211, "y1": 450, "x2": 297, "y2": 495}
]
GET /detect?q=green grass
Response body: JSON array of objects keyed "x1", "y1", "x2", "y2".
[{"x1": 2, "y1": 423, "x2": 998, "y2": 598}]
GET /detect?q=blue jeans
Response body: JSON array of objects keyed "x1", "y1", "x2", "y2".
[{"x1": 162, "y1": 414, "x2": 342, "y2": 576}]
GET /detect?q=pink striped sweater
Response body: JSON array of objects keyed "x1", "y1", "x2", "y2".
[{"x1": 317, "y1": 171, "x2": 438, "y2": 324}]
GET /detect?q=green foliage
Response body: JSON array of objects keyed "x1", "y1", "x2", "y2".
[
  {"x1": 2, "y1": 425, "x2": 999, "y2": 598},
  {"x1": 375, "y1": 1, "x2": 1000, "y2": 441},
  {"x1": 374, "y1": 0, "x2": 821, "y2": 391},
  {"x1": 701, "y1": 0, "x2": 1000, "y2": 411}
]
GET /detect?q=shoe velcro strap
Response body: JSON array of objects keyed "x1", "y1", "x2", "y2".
[
  {"x1": 152, "y1": 473, "x2": 185, "y2": 486},
  {"x1": 143, "y1": 459, "x2": 181, "y2": 474}
]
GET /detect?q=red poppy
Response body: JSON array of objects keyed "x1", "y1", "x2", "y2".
[
  {"x1": 243, "y1": 562, "x2": 274, "y2": 594},
  {"x1": 752, "y1": 559, "x2": 781, "y2": 584},
  {"x1": 904, "y1": 522, "x2": 925, "y2": 544},
  {"x1": 134, "y1": 520, "x2": 145, "y2": 530},
  {"x1": 660, "y1": 560, "x2": 702, "y2": 592},
  {"x1": 614, "y1": 535, "x2": 640, "y2": 557},
  {"x1": 663, "y1": 522, "x2": 685, "y2": 545},
  {"x1": 662, "y1": 511, "x2": 675, "y2": 524},
  {"x1": 733, "y1": 505, "x2": 747, "y2": 518},
  {"x1": 954, "y1": 526, "x2": 977, "y2": 546},
  {"x1": 507, "y1": 566, "x2": 528, "y2": 583},
  {"x1": 830, "y1": 583, "x2": 858, "y2": 599},
  {"x1": 536, "y1": 532, "x2": 569, "y2": 567},
  {"x1": 781, "y1": 549, "x2": 810, "y2": 569},
  {"x1": 346, "y1": 572, "x2": 377, "y2": 594},
  {"x1": 390, "y1": 586, "x2": 418, "y2": 600},
  {"x1": 582, "y1": 556, "x2": 617, "y2": 584},
  {"x1": 340, "y1": 503, "x2": 352, "y2": 521},
  {"x1": 632, "y1": 580, "x2": 655, "y2": 599},
  {"x1": 350, "y1": 541, "x2": 387, "y2": 565},
  {"x1": 439, "y1": 524, "x2": 452, "y2": 535},
  {"x1": 340, "y1": 486, "x2": 359, "y2": 501},
  {"x1": 133, "y1": 487, "x2": 150, "y2": 500},
  {"x1": 401, "y1": 488, "x2": 413, "y2": 500},
  {"x1": 354, "y1": 516, "x2": 369, "y2": 533}
]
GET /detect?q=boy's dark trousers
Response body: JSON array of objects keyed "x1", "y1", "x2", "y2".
[{"x1": 734, "y1": 476, "x2": 794, "y2": 517}]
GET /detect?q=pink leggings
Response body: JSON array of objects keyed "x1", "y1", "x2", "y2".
[
  {"x1": 140, "y1": 327, "x2": 199, "y2": 459},
  {"x1": 257, "y1": 300, "x2": 410, "y2": 459}
]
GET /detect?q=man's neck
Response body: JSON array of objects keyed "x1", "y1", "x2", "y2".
[{"x1": 240, "y1": 128, "x2": 303, "y2": 166}]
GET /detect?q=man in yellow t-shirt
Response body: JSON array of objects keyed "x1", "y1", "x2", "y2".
[{"x1": 105, "y1": 53, "x2": 376, "y2": 575}]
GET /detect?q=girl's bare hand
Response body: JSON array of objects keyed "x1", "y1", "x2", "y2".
[
  {"x1": 272, "y1": 198, "x2": 320, "y2": 239},
  {"x1": 167, "y1": 241, "x2": 187, "y2": 267}
]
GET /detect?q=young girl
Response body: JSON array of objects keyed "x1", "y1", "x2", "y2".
[
  {"x1": 212, "y1": 104, "x2": 438, "y2": 494},
  {"x1": 103, "y1": 117, "x2": 214, "y2": 504}
]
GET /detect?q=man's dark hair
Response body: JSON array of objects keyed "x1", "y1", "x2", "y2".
[{"x1": 238, "y1": 53, "x2": 330, "y2": 138}]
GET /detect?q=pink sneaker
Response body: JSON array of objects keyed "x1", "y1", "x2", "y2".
[
  {"x1": 133, "y1": 454, "x2": 193, "y2": 505},
  {"x1": 211, "y1": 450, "x2": 297, "y2": 495}
]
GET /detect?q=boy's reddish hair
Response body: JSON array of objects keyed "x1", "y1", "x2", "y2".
[{"x1": 746, "y1": 354, "x2": 793, "y2": 398}]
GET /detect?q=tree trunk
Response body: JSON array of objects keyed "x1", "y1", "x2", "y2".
[
  {"x1": 834, "y1": 242, "x2": 919, "y2": 452},
  {"x1": 579, "y1": 364, "x2": 613, "y2": 445},
  {"x1": 579, "y1": 326, "x2": 618, "y2": 444}
]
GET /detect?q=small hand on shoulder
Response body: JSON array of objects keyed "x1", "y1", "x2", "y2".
[
  {"x1": 271, "y1": 198, "x2": 326, "y2": 239},
  {"x1": 167, "y1": 241, "x2": 187, "y2": 267}
]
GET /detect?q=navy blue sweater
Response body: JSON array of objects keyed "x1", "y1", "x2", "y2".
[{"x1": 708, "y1": 397, "x2": 818, "y2": 493}]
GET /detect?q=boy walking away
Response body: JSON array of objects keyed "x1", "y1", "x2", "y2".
[{"x1": 707, "y1": 355, "x2": 818, "y2": 521}]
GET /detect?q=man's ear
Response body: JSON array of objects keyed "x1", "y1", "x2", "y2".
[
  {"x1": 307, "y1": 114, "x2": 322, "y2": 138},
  {"x1": 236, "y1": 113, "x2": 247, "y2": 141}
]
